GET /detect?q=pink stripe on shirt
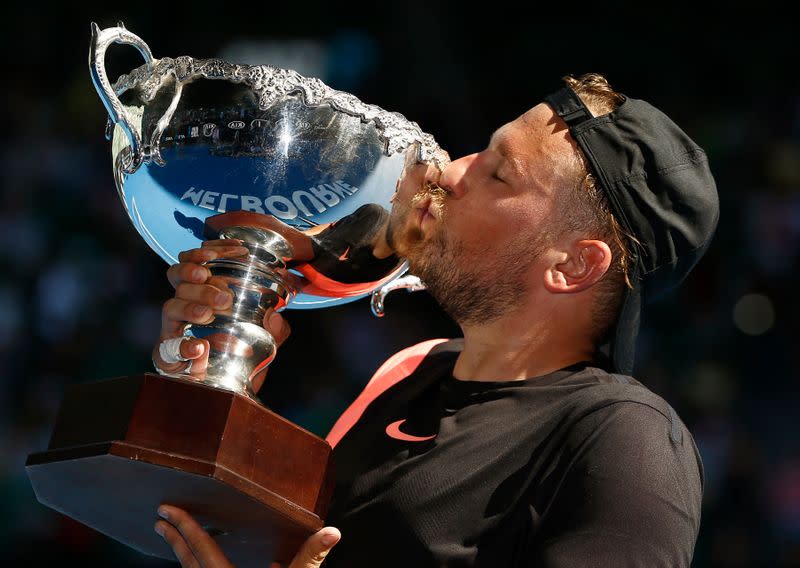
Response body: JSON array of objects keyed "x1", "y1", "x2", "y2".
[{"x1": 326, "y1": 339, "x2": 448, "y2": 448}]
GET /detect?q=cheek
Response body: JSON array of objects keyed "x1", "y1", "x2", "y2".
[
  {"x1": 451, "y1": 198, "x2": 534, "y2": 246},
  {"x1": 505, "y1": 198, "x2": 552, "y2": 235}
]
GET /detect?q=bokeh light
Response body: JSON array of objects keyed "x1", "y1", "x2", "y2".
[{"x1": 733, "y1": 293, "x2": 776, "y2": 335}]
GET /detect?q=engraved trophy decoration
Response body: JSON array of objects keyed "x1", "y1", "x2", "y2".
[{"x1": 25, "y1": 22, "x2": 446, "y2": 566}]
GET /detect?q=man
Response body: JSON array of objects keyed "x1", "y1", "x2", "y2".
[{"x1": 152, "y1": 73, "x2": 719, "y2": 567}]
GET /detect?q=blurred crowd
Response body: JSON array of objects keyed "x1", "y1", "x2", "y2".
[{"x1": 2, "y1": 4, "x2": 799, "y2": 567}]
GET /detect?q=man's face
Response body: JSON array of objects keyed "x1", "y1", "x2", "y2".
[{"x1": 386, "y1": 103, "x2": 579, "y2": 325}]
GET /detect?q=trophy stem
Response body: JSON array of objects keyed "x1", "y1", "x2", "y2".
[{"x1": 181, "y1": 227, "x2": 296, "y2": 399}]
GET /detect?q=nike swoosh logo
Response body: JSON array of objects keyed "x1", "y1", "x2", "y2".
[
  {"x1": 385, "y1": 419, "x2": 436, "y2": 442},
  {"x1": 338, "y1": 246, "x2": 351, "y2": 261}
]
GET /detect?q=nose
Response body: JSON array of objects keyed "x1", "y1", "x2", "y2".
[{"x1": 437, "y1": 153, "x2": 477, "y2": 199}]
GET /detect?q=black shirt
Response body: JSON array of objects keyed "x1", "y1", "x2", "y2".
[{"x1": 325, "y1": 340, "x2": 704, "y2": 567}]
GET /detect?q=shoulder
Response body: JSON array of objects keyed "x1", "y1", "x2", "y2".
[
  {"x1": 535, "y1": 375, "x2": 705, "y2": 567},
  {"x1": 365, "y1": 338, "x2": 462, "y2": 388},
  {"x1": 558, "y1": 367, "x2": 705, "y2": 498},
  {"x1": 325, "y1": 339, "x2": 460, "y2": 448},
  {"x1": 563, "y1": 367, "x2": 686, "y2": 440}
]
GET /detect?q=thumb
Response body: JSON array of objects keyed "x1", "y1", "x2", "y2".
[{"x1": 287, "y1": 527, "x2": 340, "y2": 568}]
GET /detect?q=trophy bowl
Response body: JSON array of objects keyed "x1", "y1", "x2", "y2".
[
  {"x1": 25, "y1": 22, "x2": 447, "y2": 567},
  {"x1": 92, "y1": 21, "x2": 447, "y2": 397}
]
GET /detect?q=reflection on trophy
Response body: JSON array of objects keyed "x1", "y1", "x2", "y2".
[{"x1": 25, "y1": 22, "x2": 447, "y2": 566}]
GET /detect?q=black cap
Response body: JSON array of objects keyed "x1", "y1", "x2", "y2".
[{"x1": 544, "y1": 86, "x2": 720, "y2": 375}]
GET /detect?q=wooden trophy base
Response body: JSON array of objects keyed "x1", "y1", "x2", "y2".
[{"x1": 25, "y1": 373, "x2": 335, "y2": 567}]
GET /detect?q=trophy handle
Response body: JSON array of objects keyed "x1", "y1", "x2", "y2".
[
  {"x1": 370, "y1": 274, "x2": 427, "y2": 317},
  {"x1": 89, "y1": 21, "x2": 155, "y2": 173}
]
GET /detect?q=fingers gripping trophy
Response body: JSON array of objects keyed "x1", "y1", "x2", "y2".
[{"x1": 25, "y1": 22, "x2": 447, "y2": 566}]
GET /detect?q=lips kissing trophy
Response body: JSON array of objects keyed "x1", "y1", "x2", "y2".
[{"x1": 25, "y1": 22, "x2": 446, "y2": 565}]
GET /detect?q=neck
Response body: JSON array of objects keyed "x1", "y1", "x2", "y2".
[{"x1": 453, "y1": 308, "x2": 596, "y2": 382}]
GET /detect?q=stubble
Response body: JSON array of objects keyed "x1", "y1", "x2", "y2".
[{"x1": 389, "y1": 184, "x2": 547, "y2": 326}]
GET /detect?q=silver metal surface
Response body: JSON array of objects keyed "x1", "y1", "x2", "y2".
[
  {"x1": 370, "y1": 275, "x2": 427, "y2": 317},
  {"x1": 90, "y1": 23, "x2": 446, "y2": 395},
  {"x1": 89, "y1": 22, "x2": 154, "y2": 173},
  {"x1": 181, "y1": 227, "x2": 296, "y2": 398}
]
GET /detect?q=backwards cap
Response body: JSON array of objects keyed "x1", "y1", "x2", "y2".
[{"x1": 545, "y1": 85, "x2": 720, "y2": 375}]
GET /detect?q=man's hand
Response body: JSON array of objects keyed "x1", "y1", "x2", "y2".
[
  {"x1": 152, "y1": 239, "x2": 291, "y2": 391},
  {"x1": 154, "y1": 505, "x2": 340, "y2": 568}
]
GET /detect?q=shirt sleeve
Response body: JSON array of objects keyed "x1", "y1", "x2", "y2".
[{"x1": 530, "y1": 401, "x2": 704, "y2": 568}]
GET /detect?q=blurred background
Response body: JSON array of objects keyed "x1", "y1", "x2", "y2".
[{"x1": 2, "y1": 2, "x2": 798, "y2": 566}]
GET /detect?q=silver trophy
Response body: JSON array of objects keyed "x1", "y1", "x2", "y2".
[
  {"x1": 25, "y1": 22, "x2": 446, "y2": 566},
  {"x1": 90, "y1": 22, "x2": 447, "y2": 396}
]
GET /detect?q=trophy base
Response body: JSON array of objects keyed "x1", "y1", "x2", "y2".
[{"x1": 25, "y1": 373, "x2": 335, "y2": 567}]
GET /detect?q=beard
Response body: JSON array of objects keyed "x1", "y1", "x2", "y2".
[{"x1": 387, "y1": 184, "x2": 547, "y2": 326}]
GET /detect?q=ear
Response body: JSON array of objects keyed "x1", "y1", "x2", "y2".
[{"x1": 543, "y1": 239, "x2": 612, "y2": 294}]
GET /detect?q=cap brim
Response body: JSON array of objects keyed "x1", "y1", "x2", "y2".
[{"x1": 601, "y1": 263, "x2": 643, "y2": 376}]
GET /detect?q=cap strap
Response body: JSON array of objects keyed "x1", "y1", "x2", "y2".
[{"x1": 544, "y1": 87, "x2": 593, "y2": 126}]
